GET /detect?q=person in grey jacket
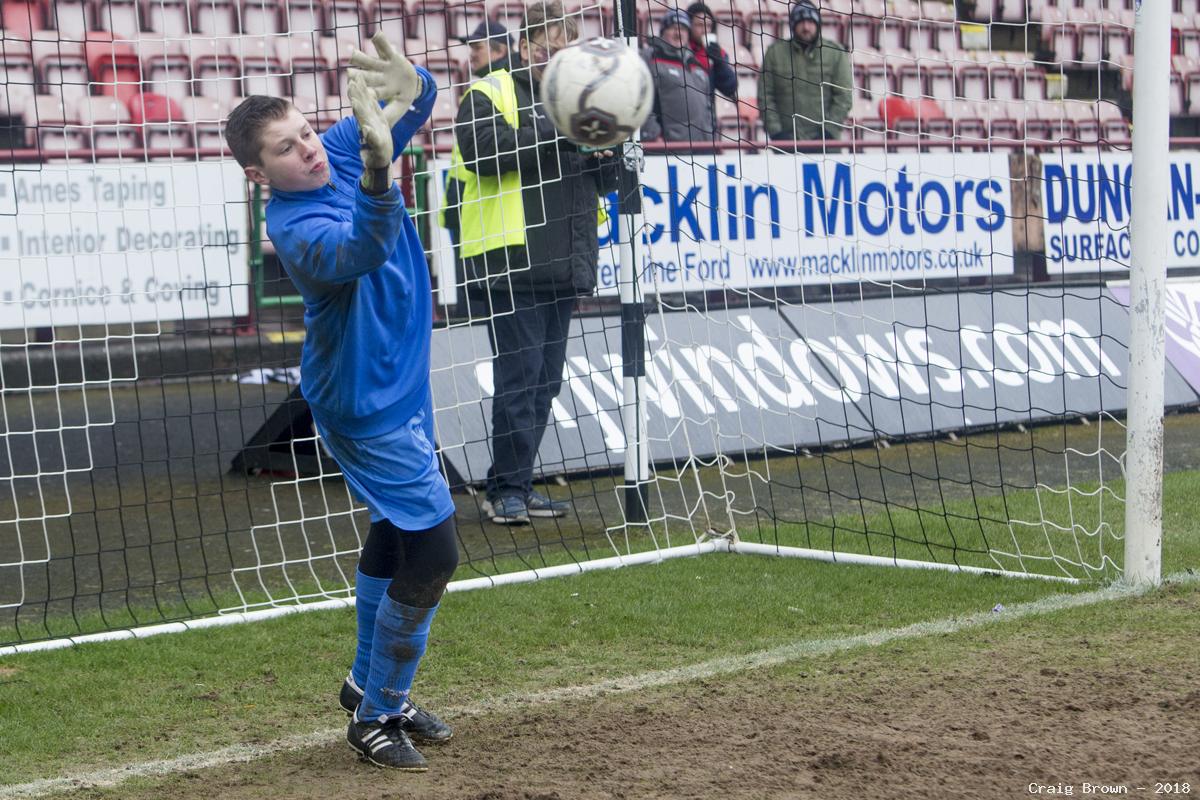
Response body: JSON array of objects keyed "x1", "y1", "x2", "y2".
[{"x1": 641, "y1": 10, "x2": 716, "y2": 143}]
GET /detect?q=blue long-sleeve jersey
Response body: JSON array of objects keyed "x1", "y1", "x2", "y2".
[{"x1": 266, "y1": 69, "x2": 437, "y2": 439}]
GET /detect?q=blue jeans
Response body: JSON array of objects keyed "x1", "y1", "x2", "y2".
[{"x1": 483, "y1": 289, "x2": 577, "y2": 502}]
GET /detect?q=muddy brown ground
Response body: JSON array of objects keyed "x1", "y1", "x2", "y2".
[{"x1": 63, "y1": 586, "x2": 1200, "y2": 800}]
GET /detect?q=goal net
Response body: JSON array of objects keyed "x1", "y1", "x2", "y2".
[{"x1": 0, "y1": 0, "x2": 1175, "y2": 652}]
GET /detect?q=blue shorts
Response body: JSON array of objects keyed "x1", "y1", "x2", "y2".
[{"x1": 314, "y1": 407, "x2": 455, "y2": 532}]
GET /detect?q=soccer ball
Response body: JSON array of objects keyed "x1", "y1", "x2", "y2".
[{"x1": 540, "y1": 37, "x2": 654, "y2": 149}]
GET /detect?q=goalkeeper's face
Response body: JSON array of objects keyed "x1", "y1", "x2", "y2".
[{"x1": 244, "y1": 108, "x2": 330, "y2": 193}]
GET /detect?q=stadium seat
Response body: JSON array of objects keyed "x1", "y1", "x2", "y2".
[
  {"x1": 877, "y1": 1, "x2": 912, "y2": 53},
  {"x1": 958, "y1": 55, "x2": 990, "y2": 100},
  {"x1": 137, "y1": 35, "x2": 191, "y2": 102},
  {"x1": 1172, "y1": 54, "x2": 1196, "y2": 114},
  {"x1": 983, "y1": 97, "x2": 1027, "y2": 143},
  {"x1": 1, "y1": 37, "x2": 35, "y2": 91},
  {"x1": 847, "y1": 0, "x2": 882, "y2": 51},
  {"x1": 714, "y1": 13, "x2": 744, "y2": 60},
  {"x1": 1180, "y1": 22, "x2": 1200, "y2": 61},
  {"x1": 25, "y1": 92, "x2": 86, "y2": 153},
  {"x1": 372, "y1": 0, "x2": 410, "y2": 43},
  {"x1": 186, "y1": 92, "x2": 231, "y2": 148},
  {"x1": 1071, "y1": 6, "x2": 1105, "y2": 64},
  {"x1": 920, "y1": 54, "x2": 956, "y2": 100},
  {"x1": 2, "y1": 1, "x2": 46, "y2": 38},
  {"x1": 744, "y1": 9, "x2": 782, "y2": 49},
  {"x1": 326, "y1": 0, "x2": 367, "y2": 40},
  {"x1": 407, "y1": 1, "x2": 451, "y2": 49},
  {"x1": 242, "y1": 0, "x2": 284, "y2": 35},
  {"x1": 93, "y1": 0, "x2": 144, "y2": 34},
  {"x1": 78, "y1": 94, "x2": 139, "y2": 150},
  {"x1": 421, "y1": 53, "x2": 462, "y2": 93},
  {"x1": 276, "y1": 33, "x2": 330, "y2": 103},
  {"x1": 144, "y1": 0, "x2": 192, "y2": 35},
  {"x1": 236, "y1": 35, "x2": 288, "y2": 96},
  {"x1": 285, "y1": 0, "x2": 325, "y2": 34},
  {"x1": 1097, "y1": 100, "x2": 1128, "y2": 140},
  {"x1": 190, "y1": 36, "x2": 241, "y2": 103},
  {"x1": 0, "y1": 78, "x2": 35, "y2": 144},
  {"x1": 894, "y1": 57, "x2": 923, "y2": 98},
  {"x1": 852, "y1": 49, "x2": 893, "y2": 101},
  {"x1": 877, "y1": 93, "x2": 913, "y2": 129},
  {"x1": 491, "y1": 0, "x2": 526, "y2": 32},
  {"x1": 427, "y1": 87, "x2": 457, "y2": 129},
  {"x1": 32, "y1": 36, "x2": 90, "y2": 105},
  {"x1": 819, "y1": 6, "x2": 849, "y2": 47},
  {"x1": 192, "y1": 0, "x2": 237, "y2": 35},
  {"x1": 910, "y1": 14, "x2": 957, "y2": 54},
  {"x1": 47, "y1": 0, "x2": 89, "y2": 39},
  {"x1": 85, "y1": 36, "x2": 142, "y2": 105},
  {"x1": 320, "y1": 34, "x2": 356, "y2": 96}
]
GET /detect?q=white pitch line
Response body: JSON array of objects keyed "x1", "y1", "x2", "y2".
[{"x1": 3, "y1": 572, "x2": 1195, "y2": 800}]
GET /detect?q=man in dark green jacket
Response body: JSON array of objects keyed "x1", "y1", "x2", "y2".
[{"x1": 757, "y1": 0, "x2": 853, "y2": 141}]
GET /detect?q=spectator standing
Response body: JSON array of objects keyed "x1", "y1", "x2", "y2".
[
  {"x1": 684, "y1": 2, "x2": 737, "y2": 104},
  {"x1": 453, "y1": 1, "x2": 620, "y2": 525},
  {"x1": 758, "y1": 0, "x2": 853, "y2": 142},
  {"x1": 441, "y1": 20, "x2": 515, "y2": 258},
  {"x1": 641, "y1": 10, "x2": 718, "y2": 142}
]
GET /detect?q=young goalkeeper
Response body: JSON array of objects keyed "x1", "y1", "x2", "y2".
[{"x1": 225, "y1": 35, "x2": 457, "y2": 772}]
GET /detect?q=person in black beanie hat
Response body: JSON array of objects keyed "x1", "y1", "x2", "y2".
[
  {"x1": 757, "y1": 0, "x2": 853, "y2": 142},
  {"x1": 641, "y1": 9, "x2": 720, "y2": 143},
  {"x1": 684, "y1": 2, "x2": 737, "y2": 103}
]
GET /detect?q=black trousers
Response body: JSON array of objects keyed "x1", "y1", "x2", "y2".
[{"x1": 482, "y1": 288, "x2": 577, "y2": 502}]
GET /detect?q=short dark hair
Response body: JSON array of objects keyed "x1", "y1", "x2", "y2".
[
  {"x1": 521, "y1": 0, "x2": 578, "y2": 44},
  {"x1": 686, "y1": 2, "x2": 714, "y2": 21},
  {"x1": 225, "y1": 95, "x2": 292, "y2": 168}
]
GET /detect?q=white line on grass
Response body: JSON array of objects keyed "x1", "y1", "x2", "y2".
[{"x1": 3, "y1": 572, "x2": 1195, "y2": 800}]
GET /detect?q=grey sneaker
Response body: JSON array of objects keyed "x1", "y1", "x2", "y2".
[
  {"x1": 526, "y1": 490, "x2": 570, "y2": 518},
  {"x1": 488, "y1": 495, "x2": 530, "y2": 525}
]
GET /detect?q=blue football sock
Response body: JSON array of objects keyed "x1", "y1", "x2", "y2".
[
  {"x1": 351, "y1": 570, "x2": 392, "y2": 689},
  {"x1": 357, "y1": 597, "x2": 438, "y2": 722}
]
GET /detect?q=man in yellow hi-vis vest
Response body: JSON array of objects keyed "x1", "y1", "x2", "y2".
[{"x1": 453, "y1": 0, "x2": 620, "y2": 525}]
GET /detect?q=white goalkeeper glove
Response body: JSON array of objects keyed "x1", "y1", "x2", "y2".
[
  {"x1": 349, "y1": 75, "x2": 394, "y2": 192},
  {"x1": 348, "y1": 32, "x2": 421, "y2": 128}
]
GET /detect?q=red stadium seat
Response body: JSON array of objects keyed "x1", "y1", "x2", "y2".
[
  {"x1": 85, "y1": 35, "x2": 142, "y2": 105},
  {"x1": 958, "y1": 55, "x2": 989, "y2": 100},
  {"x1": 2, "y1": 1, "x2": 46, "y2": 38}
]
